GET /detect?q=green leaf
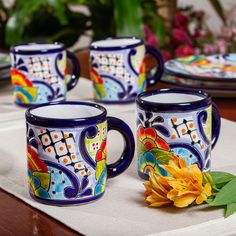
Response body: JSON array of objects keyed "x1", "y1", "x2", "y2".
[
  {"x1": 113, "y1": 0, "x2": 144, "y2": 38},
  {"x1": 225, "y1": 203, "x2": 236, "y2": 218},
  {"x1": 150, "y1": 148, "x2": 175, "y2": 165},
  {"x1": 209, "y1": 171, "x2": 236, "y2": 188},
  {"x1": 209, "y1": 178, "x2": 236, "y2": 206},
  {"x1": 205, "y1": 198, "x2": 214, "y2": 204},
  {"x1": 48, "y1": 0, "x2": 68, "y2": 25},
  {"x1": 141, "y1": 0, "x2": 166, "y2": 46}
]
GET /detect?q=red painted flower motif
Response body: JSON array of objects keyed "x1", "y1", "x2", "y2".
[
  {"x1": 27, "y1": 144, "x2": 48, "y2": 172},
  {"x1": 11, "y1": 68, "x2": 32, "y2": 87},
  {"x1": 96, "y1": 139, "x2": 106, "y2": 162},
  {"x1": 137, "y1": 127, "x2": 170, "y2": 151}
]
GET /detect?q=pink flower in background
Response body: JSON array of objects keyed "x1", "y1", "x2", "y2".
[
  {"x1": 144, "y1": 25, "x2": 159, "y2": 48},
  {"x1": 172, "y1": 29, "x2": 192, "y2": 46},
  {"x1": 175, "y1": 45, "x2": 194, "y2": 57},
  {"x1": 218, "y1": 39, "x2": 227, "y2": 54},
  {"x1": 203, "y1": 44, "x2": 217, "y2": 54},
  {"x1": 222, "y1": 27, "x2": 232, "y2": 38},
  {"x1": 161, "y1": 50, "x2": 171, "y2": 62},
  {"x1": 193, "y1": 28, "x2": 201, "y2": 38},
  {"x1": 175, "y1": 12, "x2": 189, "y2": 27}
]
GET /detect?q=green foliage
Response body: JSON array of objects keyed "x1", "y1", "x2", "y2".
[
  {"x1": 209, "y1": 171, "x2": 236, "y2": 189},
  {"x1": 141, "y1": 0, "x2": 166, "y2": 46},
  {"x1": 1, "y1": 0, "x2": 90, "y2": 49},
  {"x1": 85, "y1": 0, "x2": 115, "y2": 40},
  {"x1": 209, "y1": 178, "x2": 236, "y2": 206},
  {"x1": 114, "y1": 0, "x2": 143, "y2": 38},
  {"x1": 0, "y1": 0, "x2": 227, "y2": 53},
  {"x1": 226, "y1": 203, "x2": 236, "y2": 218}
]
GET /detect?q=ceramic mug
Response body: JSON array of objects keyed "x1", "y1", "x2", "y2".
[
  {"x1": 136, "y1": 88, "x2": 221, "y2": 180},
  {"x1": 26, "y1": 101, "x2": 135, "y2": 205},
  {"x1": 89, "y1": 37, "x2": 164, "y2": 103},
  {"x1": 10, "y1": 42, "x2": 80, "y2": 106}
]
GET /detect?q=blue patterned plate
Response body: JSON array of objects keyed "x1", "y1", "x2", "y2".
[
  {"x1": 165, "y1": 54, "x2": 236, "y2": 82},
  {"x1": 161, "y1": 74, "x2": 236, "y2": 97}
]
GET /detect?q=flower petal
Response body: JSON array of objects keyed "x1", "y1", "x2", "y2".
[
  {"x1": 195, "y1": 192, "x2": 207, "y2": 205},
  {"x1": 149, "y1": 200, "x2": 172, "y2": 207},
  {"x1": 145, "y1": 127, "x2": 157, "y2": 140},
  {"x1": 204, "y1": 183, "x2": 212, "y2": 196},
  {"x1": 179, "y1": 158, "x2": 187, "y2": 168},
  {"x1": 167, "y1": 189, "x2": 178, "y2": 200},
  {"x1": 137, "y1": 127, "x2": 145, "y2": 141},
  {"x1": 173, "y1": 194, "x2": 196, "y2": 208}
]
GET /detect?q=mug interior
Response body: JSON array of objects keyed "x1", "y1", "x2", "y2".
[
  {"x1": 91, "y1": 38, "x2": 141, "y2": 48},
  {"x1": 13, "y1": 43, "x2": 62, "y2": 52},
  {"x1": 142, "y1": 92, "x2": 204, "y2": 104},
  {"x1": 30, "y1": 104, "x2": 104, "y2": 119}
]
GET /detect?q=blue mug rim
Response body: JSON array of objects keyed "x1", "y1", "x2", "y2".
[
  {"x1": 89, "y1": 37, "x2": 143, "y2": 51},
  {"x1": 136, "y1": 88, "x2": 212, "y2": 112},
  {"x1": 26, "y1": 101, "x2": 107, "y2": 128},
  {"x1": 10, "y1": 42, "x2": 65, "y2": 55}
]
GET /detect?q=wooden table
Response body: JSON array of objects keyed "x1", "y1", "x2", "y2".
[{"x1": 1, "y1": 53, "x2": 236, "y2": 235}]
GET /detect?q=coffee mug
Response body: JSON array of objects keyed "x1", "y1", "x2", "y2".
[
  {"x1": 26, "y1": 101, "x2": 135, "y2": 205},
  {"x1": 90, "y1": 37, "x2": 164, "y2": 103},
  {"x1": 136, "y1": 88, "x2": 221, "y2": 180},
  {"x1": 10, "y1": 42, "x2": 80, "y2": 106}
]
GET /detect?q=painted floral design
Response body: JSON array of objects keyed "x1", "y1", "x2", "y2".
[
  {"x1": 138, "y1": 59, "x2": 146, "y2": 93},
  {"x1": 95, "y1": 139, "x2": 107, "y2": 195},
  {"x1": 11, "y1": 68, "x2": 38, "y2": 103},
  {"x1": 137, "y1": 126, "x2": 174, "y2": 177},
  {"x1": 27, "y1": 145, "x2": 51, "y2": 198},
  {"x1": 90, "y1": 67, "x2": 106, "y2": 99},
  {"x1": 137, "y1": 126, "x2": 170, "y2": 152}
]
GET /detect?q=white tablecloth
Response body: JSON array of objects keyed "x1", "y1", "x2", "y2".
[{"x1": 0, "y1": 78, "x2": 236, "y2": 236}]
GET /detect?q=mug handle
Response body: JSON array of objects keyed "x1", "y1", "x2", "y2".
[
  {"x1": 212, "y1": 102, "x2": 221, "y2": 149},
  {"x1": 106, "y1": 116, "x2": 135, "y2": 178},
  {"x1": 145, "y1": 45, "x2": 164, "y2": 88},
  {"x1": 66, "y1": 50, "x2": 81, "y2": 91}
]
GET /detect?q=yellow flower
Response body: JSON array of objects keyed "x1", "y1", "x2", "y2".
[
  {"x1": 144, "y1": 158, "x2": 212, "y2": 208},
  {"x1": 144, "y1": 172, "x2": 173, "y2": 207}
]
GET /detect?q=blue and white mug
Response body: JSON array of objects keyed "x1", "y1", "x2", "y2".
[
  {"x1": 26, "y1": 101, "x2": 135, "y2": 205},
  {"x1": 136, "y1": 89, "x2": 221, "y2": 180},
  {"x1": 10, "y1": 42, "x2": 80, "y2": 106},
  {"x1": 90, "y1": 37, "x2": 164, "y2": 103}
]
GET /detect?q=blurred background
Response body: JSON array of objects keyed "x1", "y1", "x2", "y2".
[{"x1": 0, "y1": 0, "x2": 235, "y2": 59}]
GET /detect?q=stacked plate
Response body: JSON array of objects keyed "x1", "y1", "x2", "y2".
[
  {"x1": 0, "y1": 53, "x2": 11, "y2": 81},
  {"x1": 162, "y1": 54, "x2": 236, "y2": 97}
]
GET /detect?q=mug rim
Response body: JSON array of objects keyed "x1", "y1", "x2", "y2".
[
  {"x1": 90, "y1": 37, "x2": 143, "y2": 51},
  {"x1": 26, "y1": 101, "x2": 107, "y2": 128},
  {"x1": 136, "y1": 88, "x2": 212, "y2": 112},
  {"x1": 10, "y1": 42, "x2": 65, "y2": 55}
]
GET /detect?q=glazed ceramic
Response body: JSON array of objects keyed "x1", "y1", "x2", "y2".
[
  {"x1": 165, "y1": 54, "x2": 236, "y2": 82},
  {"x1": 10, "y1": 42, "x2": 80, "y2": 105},
  {"x1": 136, "y1": 89, "x2": 221, "y2": 180},
  {"x1": 90, "y1": 37, "x2": 164, "y2": 103},
  {"x1": 26, "y1": 101, "x2": 135, "y2": 205},
  {"x1": 161, "y1": 73, "x2": 236, "y2": 98}
]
